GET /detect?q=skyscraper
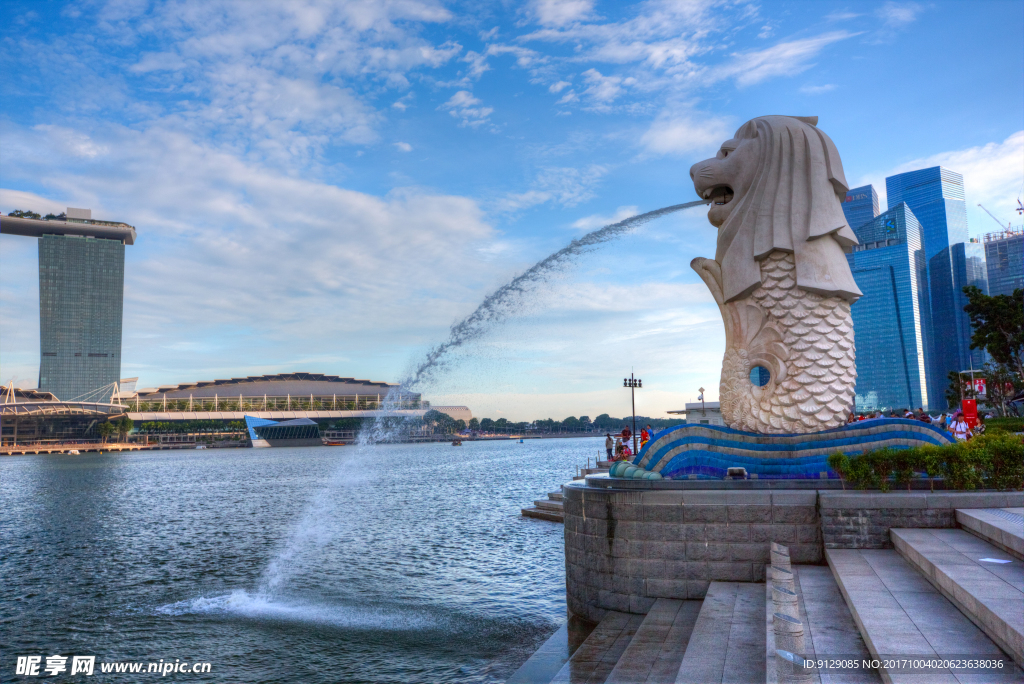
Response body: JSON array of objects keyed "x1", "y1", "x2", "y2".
[
  {"x1": 886, "y1": 167, "x2": 972, "y2": 408},
  {"x1": 846, "y1": 203, "x2": 930, "y2": 411},
  {"x1": 1, "y1": 208, "x2": 136, "y2": 401},
  {"x1": 952, "y1": 240, "x2": 988, "y2": 371},
  {"x1": 841, "y1": 184, "x2": 880, "y2": 230},
  {"x1": 983, "y1": 228, "x2": 1024, "y2": 296}
]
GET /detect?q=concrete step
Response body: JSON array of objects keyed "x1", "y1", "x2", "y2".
[
  {"x1": 548, "y1": 491, "x2": 564, "y2": 501},
  {"x1": 580, "y1": 467, "x2": 610, "y2": 477},
  {"x1": 675, "y1": 582, "x2": 765, "y2": 684},
  {"x1": 522, "y1": 507, "x2": 564, "y2": 523},
  {"x1": 891, "y1": 527, "x2": 1024, "y2": 668},
  {"x1": 826, "y1": 547, "x2": 1023, "y2": 683},
  {"x1": 956, "y1": 508, "x2": 1024, "y2": 561},
  {"x1": 535, "y1": 499, "x2": 565, "y2": 512},
  {"x1": 548, "y1": 610, "x2": 645, "y2": 684},
  {"x1": 765, "y1": 565, "x2": 880, "y2": 684},
  {"x1": 604, "y1": 599, "x2": 701, "y2": 684},
  {"x1": 506, "y1": 617, "x2": 597, "y2": 684}
]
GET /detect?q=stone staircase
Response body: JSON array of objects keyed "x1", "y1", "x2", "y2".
[
  {"x1": 522, "y1": 462, "x2": 611, "y2": 523},
  {"x1": 522, "y1": 490, "x2": 566, "y2": 523},
  {"x1": 507, "y1": 508, "x2": 1024, "y2": 683}
]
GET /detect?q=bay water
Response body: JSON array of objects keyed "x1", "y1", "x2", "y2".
[{"x1": 1, "y1": 438, "x2": 604, "y2": 682}]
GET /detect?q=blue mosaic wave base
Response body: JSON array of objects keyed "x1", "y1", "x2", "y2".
[{"x1": 632, "y1": 418, "x2": 953, "y2": 480}]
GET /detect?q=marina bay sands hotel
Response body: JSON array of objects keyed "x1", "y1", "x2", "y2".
[{"x1": 1, "y1": 208, "x2": 134, "y2": 401}]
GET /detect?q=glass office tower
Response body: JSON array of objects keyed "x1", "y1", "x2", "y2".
[
  {"x1": 846, "y1": 203, "x2": 930, "y2": 411},
  {"x1": 841, "y1": 184, "x2": 880, "y2": 230},
  {"x1": 38, "y1": 235, "x2": 125, "y2": 401},
  {"x1": 952, "y1": 240, "x2": 988, "y2": 371},
  {"x1": 886, "y1": 166, "x2": 971, "y2": 409},
  {"x1": 983, "y1": 229, "x2": 1024, "y2": 296}
]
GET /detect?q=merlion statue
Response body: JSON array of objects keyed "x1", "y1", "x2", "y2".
[{"x1": 689, "y1": 115, "x2": 861, "y2": 434}]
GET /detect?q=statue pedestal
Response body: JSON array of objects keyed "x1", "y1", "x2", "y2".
[{"x1": 631, "y1": 418, "x2": 952, "y2": 480}]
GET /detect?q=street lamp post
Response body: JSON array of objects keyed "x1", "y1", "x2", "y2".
[{"x1": 623, "y1": 374, "x2": 642, "y2": 454}]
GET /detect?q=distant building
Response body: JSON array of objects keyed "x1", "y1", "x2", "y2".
[
  {"x1": 847, "y1": 203, "x2": 930, "y2": 411},
  {"x1": 1, "y1": 208, "x2": 136, "y2": 402},
  {"x1": 885, "y1": 167, "x2": 972, "y2": 409},
  {"x1": 983, "y1": 228, "x2": 1023, "y2": 297},
  {"x1": 952, "y1": 239, "x2": 988, "y2": 371},
  {"x1": 667, "y1": 402, "x2": 723, "y2": 426},
  {"x1": 841, "y1": 184, "x2": 880, "y2": 230}
]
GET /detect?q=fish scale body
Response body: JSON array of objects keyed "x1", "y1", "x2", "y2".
[{"x1": 714, "y1": 251, "x2": 856, "y2": 434}]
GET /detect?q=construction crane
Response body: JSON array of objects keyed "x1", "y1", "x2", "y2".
[{"x1": 977, "y1": 203, "x2": 1012, "y2": 230}]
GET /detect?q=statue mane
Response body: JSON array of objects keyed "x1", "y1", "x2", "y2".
[{"x1": 716, "y1": 115, "x2": 862, "y2": 303}]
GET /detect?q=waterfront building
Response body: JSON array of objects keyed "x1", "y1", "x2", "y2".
[
  {"x1": 244, "y1": 415, "x2": 322, "y2": 447},
  {"x1": 885, "y1": 167, "x2": 972, "y2": 408},
  {"x1": 1, "y1": 208, "x2": 136, "y2": 402},
  {"x1": 983, "y1": 228, "x2": 1024, "y2": 296},
  {"x1": 846, "y1": 203, "x2": 930, "y2": 411},
  {"x1": 841, "y1": 184, "x2": 880, "y2": 230},
  {"x1": 666, "y1": 402, "x2": 724, "y2": 426}
]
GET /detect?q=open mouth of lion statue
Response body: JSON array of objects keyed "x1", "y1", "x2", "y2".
[{"x1": 702, "y1": 185, "x2": 734, "y2": 205}]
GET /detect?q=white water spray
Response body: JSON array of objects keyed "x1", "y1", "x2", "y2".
[{"x1": 251, "y1": 199, "x2": 709, "y2": 599}]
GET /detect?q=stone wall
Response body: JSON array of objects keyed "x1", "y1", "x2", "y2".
[
  {"x1": 563, "y1": 482, "x2": 1024, "y2": 623},
  {"x1": 819, "y1": 491, "x2": 1023, "y2": 549},
  {"x1": 563, "y1": 486, "x2": 820, "y2": 622}
]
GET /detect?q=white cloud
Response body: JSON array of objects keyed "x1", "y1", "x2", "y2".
[
  {"x1": 856, "y1": 131, "x2": 1024, "y2": 234},
  {"x1": 639, "y1": 113, "x2": 731, "y2": 157},
  {"x1": 800, "y1": 83, "x2": 837, "y2": 94},
  {"x1": 719, "y1": 32, "x2": 855, "y2": 87},
  {"x1": 571, "y1": 206, "x2": 640, "y2": 232},
  {"x1": 0, "y1": 189, "x2": 73, "y2": 216},
  {"x1": 0, "y1": 122, "x2": 505, "y2": 389},
  {"x1": 549, "y1": 80, "x2": 572, "y2": 93},
  {"x1": 494, "y1": 165, "x2": 609, "y2": 211},
  {"x1": 532, "y1": 0, "x2": 596, "y2": 27},
  {"x1": 394, "y1": 142, "x2": 413, "y2": 152},
  {"x1": 439, "y1": 90, "x2": 494, "y2": 127},
  {"x1": 877, "y1": 1, "x2": 923, "y2": 29}
]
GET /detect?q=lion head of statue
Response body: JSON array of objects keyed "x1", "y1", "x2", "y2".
[{"x1": 688, "y1": 115, "x2": 861, "y2": 304}]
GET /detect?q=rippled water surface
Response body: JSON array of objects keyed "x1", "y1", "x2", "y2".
[{"x1": 1, "y1": 438, "x2": 605, "y2": 683}]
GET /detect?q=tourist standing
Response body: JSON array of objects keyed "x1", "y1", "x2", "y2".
[
  {"x1": 949, "y1": 412, "x2": 972, "y2": 441},
  {"x1": 605, "y1": 433, "x2": 613, "y2": 460}
]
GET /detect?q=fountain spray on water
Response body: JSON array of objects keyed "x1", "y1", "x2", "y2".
[{"x1": 254, "y1": 199, "x2": 710, "y2": 599}]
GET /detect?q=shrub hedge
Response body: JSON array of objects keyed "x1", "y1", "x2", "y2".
[
  {"x1": 983, "y1": 417, "x2": 1024, "y2": 433},
  {"x1": 827, "y1": 432, "x2": 1024, "y2": 492}
]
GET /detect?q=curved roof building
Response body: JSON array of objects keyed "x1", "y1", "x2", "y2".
[{"x1": 136, "y1": 372, "x2": 415, "y2": 401}]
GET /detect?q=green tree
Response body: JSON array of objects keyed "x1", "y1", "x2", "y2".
[
  {"x1": 97, "y1": 422, "x2": 114, "y2": 443},
  {"x1": 493, "y1": 418, "x2": 509, "y2": 434},
  {"x1": 116, "y1": 416, "x2": 134, "y2": 441},
  {"x1": 981, "y1": 362, "x2": 1024, "y2": 416},
  {"x1": 468, "y1": 417, "x2": 480, "y2": 431},
  {"x1": 963, "y1": 286, "x2": 1024, "y2": 380},
  {"x1": 8, "y1": 209, "x2": 41, "y2": 219},
  {"x1": 562, "y1": 416, "x2": 581, "y2": 432},
  {"x1": 479, "y1": 418, "x2": 494, "y2": 432}
]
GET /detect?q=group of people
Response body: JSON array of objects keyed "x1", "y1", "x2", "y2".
[
  {"x1": 604, "y1": 425, "x2": 656, "y2": 461},
  {"x1": 847, "y1": 408, "x2": 981, "y2": 441}
]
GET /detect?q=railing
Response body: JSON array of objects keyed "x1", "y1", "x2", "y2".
[{"x1": 130, "y1": 396, "x2": 424, "y2": 412}]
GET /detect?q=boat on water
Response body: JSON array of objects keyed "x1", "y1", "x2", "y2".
[
  {"x1": 323, "y1": 439, "x2": 347, "y2": 446},
  {"x1": 67, "y1": 449, "x2": 80, "y2": 454},
  {"x1": 195, "y1": 445, "x2": 206, "y2": 449},
  {"x1": 451, "y1": 439, "x2": 463, "y2": 446}
]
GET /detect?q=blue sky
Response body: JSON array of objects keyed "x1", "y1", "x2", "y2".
[{"x1": 1, "y1": 0, "x2": 1022, "y2": 420}]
